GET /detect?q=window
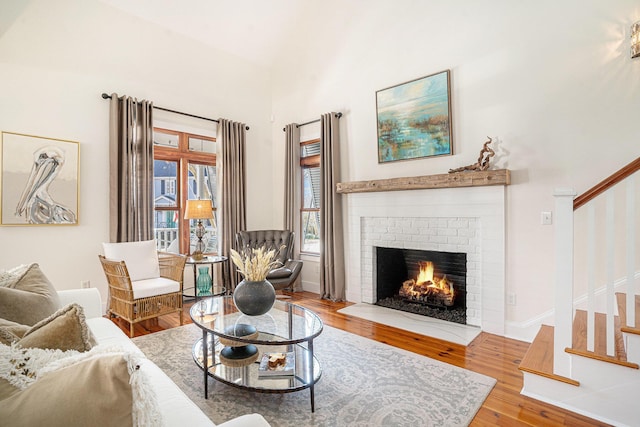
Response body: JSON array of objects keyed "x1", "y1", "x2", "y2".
[
  {"x1": 165, "y1": 179, "x2": 176, "y2": 195},
  {"x1": 300, "y1": 139, "x2": 321, "y2": 254},
  {"x1": 153, "y1": 128, "x2": 217, "y2": 255}
]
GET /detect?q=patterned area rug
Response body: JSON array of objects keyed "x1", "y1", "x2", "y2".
[{"x1": 133, "y1": 324, "x2": 495, "y2": 427}]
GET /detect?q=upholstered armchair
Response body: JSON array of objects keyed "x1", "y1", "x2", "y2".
[
  {"x1": 235, "y1": 230, "x2": 303, "y2": 291},
  {"x1": 98, "y1": 240, "x2": 186, "y2": 337}
]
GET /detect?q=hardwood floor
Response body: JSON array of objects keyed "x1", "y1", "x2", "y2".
[{"x1": 110, "y1": 291, "x2": 610, "y2": 426}]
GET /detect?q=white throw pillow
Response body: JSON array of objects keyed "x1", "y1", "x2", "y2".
[{"x1": 102, "y1": 240, "x2": 160, "y2": 282}]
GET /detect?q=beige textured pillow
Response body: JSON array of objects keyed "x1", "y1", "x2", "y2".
[
  {"x1": 15, "y1": 303, "x2": 97, "y2": 352},
  {"x1": 0, "y1": 378, "x2": 19, "y2": 401},
  {"x1": 0, "y1": 354, "x2": 135, "y2": 427},
  {"x1": 0, "y1": 319, "x2": 29, "y2": 346},
  {"x1": 0, "y1": 346, "x2": 163, "y2": 427},
  {"x1": 0, "y1": 264, "x2": 30, "y2": 287},
  {"x1": 0, "y1": 264, "x2": 60, "y2": 326}
]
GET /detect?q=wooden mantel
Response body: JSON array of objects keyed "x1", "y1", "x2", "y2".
[{"x1": 336, "y1": 169, "x2": 510, "y2": 194}]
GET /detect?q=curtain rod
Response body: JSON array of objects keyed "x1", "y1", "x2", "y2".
[
  {"x1": 101, "y1": 93, "x2": 250, "y2": 130},
  {"x1": 282, "y1": 112, "x2": 343, "y2": 131}
]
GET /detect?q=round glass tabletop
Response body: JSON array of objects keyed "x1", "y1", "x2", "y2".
[{"x1": 189, "y1": 296, "x2": 323, "y2": 345}]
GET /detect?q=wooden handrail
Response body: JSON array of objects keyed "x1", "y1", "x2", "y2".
[{"x1": 573, "y1": 157, "x2": 640, "y2": 210}]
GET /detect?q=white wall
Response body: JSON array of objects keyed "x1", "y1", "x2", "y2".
[
  {"x1": 0, "y1": 0, "x2": 274, "y2": 303},
  {"x1": 270, "y1": 0, "x2": 640, "y2": 340}
]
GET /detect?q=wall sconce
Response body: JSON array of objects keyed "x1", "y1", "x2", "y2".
[{"x1": 632, "y1": 21, "x2": 640, "y2": 59}]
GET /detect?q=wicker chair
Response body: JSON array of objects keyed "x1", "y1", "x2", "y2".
[{"x1": 98, "y1": 241, "x2": 186, "y2": 337}]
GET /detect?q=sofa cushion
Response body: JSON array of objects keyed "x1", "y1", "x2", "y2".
[
  {"x1": 103, "y1": 240, "x2": 160, "y2": 282},
  {"x1": 0, "y1": 264, "x2": 60, "y2": 326},
  {"x1": 132, "y1": 277, "x2": 180, "y2": 300},
  {"x1": 0, "y1": 348, "x2": 162, "y2": 427},
  {"x1": 15, "y1": 303, "x2": 97, "y2": 352}
]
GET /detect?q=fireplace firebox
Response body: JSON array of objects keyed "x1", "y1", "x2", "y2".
[{"x1": 375, "y1": 247, "x2": 467, "y2": 324}]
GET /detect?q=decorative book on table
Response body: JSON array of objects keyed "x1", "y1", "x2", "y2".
[{"x1": 258, "y1": 352, "x2": 295, "y2": 377}]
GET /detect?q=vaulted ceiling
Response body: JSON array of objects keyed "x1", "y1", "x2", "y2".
[
  {"x1": 98, "y1": 0, "x2": 315, "y2": 68},
  {"x1": 1, "y1": 0, "x2": 406, "y2": 71}
]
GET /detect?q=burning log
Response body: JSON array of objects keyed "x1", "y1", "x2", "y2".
[{"x1": 400, "y1": 279, "x2": 416, "y2": 298}]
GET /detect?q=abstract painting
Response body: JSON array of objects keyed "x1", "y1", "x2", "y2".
[
  {"x1": 1, "y1": 132, "x2": 79, "y2": 225},
  {"x1": 376, "y1": 70, "x2": 453, "y2": 163}
]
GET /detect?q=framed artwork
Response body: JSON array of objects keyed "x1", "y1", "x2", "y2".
[
  {"x1": 376, "y1": 69, "x2": 453, "y2": 163},
  {"x1": 1, "y1": 132, "x2": 79, "y2": 225}
]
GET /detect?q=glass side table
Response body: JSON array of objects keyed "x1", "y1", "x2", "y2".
[{"x1": 184, "y1": 255, "x2": 227, "y2": 300}]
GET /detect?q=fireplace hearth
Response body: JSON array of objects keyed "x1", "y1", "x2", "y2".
[{"x1": 375, "y1": 247, "x2": 467, "y2": 325}]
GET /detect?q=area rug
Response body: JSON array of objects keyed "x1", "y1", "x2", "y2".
[{"x1": 132, "y1": 324, "x2": 496, "y2": 427}]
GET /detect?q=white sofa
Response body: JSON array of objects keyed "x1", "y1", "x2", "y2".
[{"x1": 58, "y1": 288, "x2": 270, "y2": 427}]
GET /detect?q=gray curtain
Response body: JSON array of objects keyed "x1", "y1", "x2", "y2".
[
  {"x1": 217, "y1": 118, "x2": 247, "y2": 290},
  {"x1": 319, "y1": 112, "x2": 345, "y2": 301},
  {"x1": 284, "y1": 123, "x2": 300, "y2": 256},
  {"x1": 108, "y1": 94, "x2": 154, "y2": 243}
]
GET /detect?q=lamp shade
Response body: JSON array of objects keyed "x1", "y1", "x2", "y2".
[
  {"x1": 633, "y1": 20, "x2": 640, "y2": 59},
  {"x1": 184, "y1": 199, "x2": 214, "y2": 220}
]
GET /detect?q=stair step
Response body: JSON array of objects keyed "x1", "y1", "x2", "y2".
[
  {"x1": 616, "y1": 292, "x2": 640, "y2": 335},
  {"x1": 518, "y1": 325, "x2": 580, "y2": 386},
  {"x1": 565, "y1": 309, "x2": 639, "y2": 369}
]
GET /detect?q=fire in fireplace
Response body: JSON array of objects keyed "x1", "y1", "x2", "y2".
[
  {"x1": 375, "y1": 247, "x2": 467, "y2": 325},
  {"x1": 399, "y1": 261, "x2": 455, "y2": 307}
]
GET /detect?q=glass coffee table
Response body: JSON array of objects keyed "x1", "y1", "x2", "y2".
[{"x1": 189, "y1": 296, "x2": 324, "y2": 412}]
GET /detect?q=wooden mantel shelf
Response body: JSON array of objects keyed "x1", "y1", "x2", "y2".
[{"x1": 336, "y1": 169, "x2": 510, "y2": 194}]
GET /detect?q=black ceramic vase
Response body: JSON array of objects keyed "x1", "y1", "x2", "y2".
[{"x1": 233, "y1": 279, "x2": 276, "y2": 316}]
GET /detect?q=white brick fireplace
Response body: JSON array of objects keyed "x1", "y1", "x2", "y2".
[
  {"x1": 362, "y1": 216, "x2": 482, "y2": 325},
  {"x1": 344, "y1": 185, "x2": 506, "y2": 335}
]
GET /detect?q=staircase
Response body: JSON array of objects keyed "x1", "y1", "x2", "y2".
[{"x1": 519, "y1": 158, "x2": 640, "y2": 426}]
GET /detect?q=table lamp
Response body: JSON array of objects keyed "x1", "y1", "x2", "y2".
[{"x1": 184, "y1": 199, "x2": 215, "y2": 260}]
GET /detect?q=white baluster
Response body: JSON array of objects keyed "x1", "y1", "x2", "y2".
[
  {"x1": 606, "y1": 190, "x2": 615, "y2": 356},
  {"x1": 554, "y1": 188, "x2": 576, "y2": 377},
  {"x1": 587, "y1": 203, "x2": 595, "y2": 353},
  {"x1": 627, "y1": 177, "x2": 636, "y2": 327}
]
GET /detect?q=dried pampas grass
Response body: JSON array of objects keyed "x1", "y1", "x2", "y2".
[{"x1": 230, "y1": 246, "x2": 282, "y2": 281}]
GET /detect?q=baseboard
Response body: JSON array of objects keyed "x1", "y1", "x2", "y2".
[
  {"x1": 504, "y1": 310, "x2": 554, "y2": 343},
  {"x1": 300, "y1": 280, "x2": 320, "y2": 295}
]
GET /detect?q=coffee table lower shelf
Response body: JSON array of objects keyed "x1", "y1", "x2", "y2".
[{"x1": 192, "y1": 338, "x2": 322, "y2": 412}]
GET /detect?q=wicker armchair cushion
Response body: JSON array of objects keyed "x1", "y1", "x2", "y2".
[
  {"x1": 131, "y1": 277, "x2": 180, "y2": 300},
  {"x1": 102, "y1": 240, "x2": 160, "y2": 282}
]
